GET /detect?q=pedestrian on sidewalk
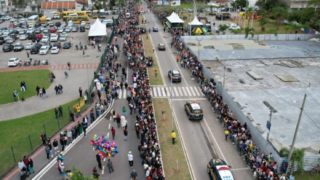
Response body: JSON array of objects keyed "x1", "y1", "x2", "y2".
[
  {"x1": 116, "y1": 114, "x2": 121, "y2": 128},
  {"x1": 135, "y1": 122, "x2": 140, "y2": 139},
  {"x1": 59, "y1": 105, "x2": 63, "y2": 117},
  {"x1": 82, "y1": 122, "x2": 87, "y2": 137},
  {"x1": 36, "y1": 86, "x2": 40, "y2": 96},
  {"x1": 26, "y1": 51, "x2": 29, "y2": 58},
  {"x1": 111, "y1": 127, "x2": 116, "y2": 140},
  {"x1": 96, "y1": 153, "x2": 102, "y2": 169},
  {"x1": 67, "y1": 62, "x2": 71, "y2": 70},
  {"x1": 18, "y1": 159, "x2": 26, "y2": 171},
  {"x1": 90, "y1": 108, "x2": 95, "y2": 123},
  {"x1": 83, "y1": 49, "x2": 85, "y2": 57},
  {"x1": 42, "y1": 87, "x2": 48, "y2": 99},
  {"x1": 55, "y1": 85, "x2": 59, "y2": 95},
  {"x1": 124, "y1": 128, "x2": 128, "y2": 141},
  {"x1": 106, "y1": 159, "x2": 114, "y2": 173},
  {"x1": 28, "y1": 158, "x2": 34, "y2": 174},
  {"x1": 171, "y1": 130, "x2": 176, "y2": 145},
  {"x1": 130, "y1": 169, "x2": 138, "y2": 180},
  {"x1": 76, "y1": 105, "x2": 81, "y2": 117},
  {"x1": 64, "y1": 71, "x2": 68, "y2": 78},
  {"x1": 122, "y1": 106, "x2": 127, "y2": 117},
  {"x1": 79, "y1": 87, "x2": 83, "y2": 97},
  {"x1": 47, "y1": 141, "x2": 53, "y2": 157},
  {"x1": 225, "y1": 128, "x2": 229, "y2": 141},
  {"x1": 154, "y1": 69, "x2": 157, "y2": 78},
  {"x1": 13, "y1": 91, "x2": 17, "y2": 102},
  {"x1": 53, "y1": 139, "x2": 59, "y2": 154},
  {"x1": 45, "y1": 145, "x2": 50, "y2": 160},
  {"x1": 128, "y1": 151, "x2": 134, "y2": 167},
  {"x1": 58, "y1": 84, "x2": 63, "y2": 94},
  {"x1": 40, "y1": 132, "x2": 47, "y2": 145},
  {"x1": 23, "y1": 156, "x2": 29, "y2": 173},
  {"x1": 67, "y1": 130, "x2": 72, "y2": 144},
  {"x1": 129, "y1": 102, "x2": 133, "y2": 115}
]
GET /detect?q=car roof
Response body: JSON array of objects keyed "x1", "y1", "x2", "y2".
[
  {"x1": 216, "y1": 165, "x2": 234, "y2": 180},
  {"x1": 190, "y1": 103, "x2": 201, "y2": 110},
  {"x1": 159, "y1": 43, "x2": 164, "y2": 46},
  {"x1": 172, "y1": 69, "x2": 180, "y2": 74}
]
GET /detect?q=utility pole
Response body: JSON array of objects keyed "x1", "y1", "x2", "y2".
[
  {"x1": 266, "y1": 110, "x2": 273, "y2": 142},
  {"x1": 286, "y1": 94, "x2": 307, "y2": 175},
  {"x1": 223, "y1": 51, "x2": 234, "y2": 88}
]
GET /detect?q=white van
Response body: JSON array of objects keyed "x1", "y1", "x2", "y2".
[{"x1": 126, "y1": 13, "x2": 130, "y2": 19}]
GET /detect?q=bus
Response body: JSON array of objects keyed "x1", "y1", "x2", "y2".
[
  {"x1": 40, "y1": 16, "x2": 47, "y2": 23},
  {"x1": 27, "y1": 15, "x2": 40, "y2": 25},
  {"x1": 86, "y1": 11, "x2": 92, "y2": 17},
  {"x1": 92, "y1": 10, "x2": 98, "y2": 18},
  {"x1": 62, "y1": 11, "x2": 87, "y2": 17},
  {"x1": 63, "y1": 15, "x2": 89, "y2": 24},
  {"x1": 99, "y1": 9, "x2": 106, "y2": 18}
]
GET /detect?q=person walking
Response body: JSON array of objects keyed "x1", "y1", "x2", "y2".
[
  {"x1": 67, "y1": 130, "x2": 72, "y2": 144},
  {"x1": 36, "y1": 86, "x2": 40, "y2": 96},
  {"x1": 122, "y1": 106, "x2": 127, "y2": 117},
  {"x1": 83, "y1": 49, "x2": 85, "y2": 57},
  {"x1": 67, "y1": 62, "x2": 71, "y2": 70},
  {"x1": 47, "y1": 141, "x2": 53, "y2": 158},
  {"x1": 40, "y1": 132, "x2": 47, "y2": 145},
  {"x1": 130, "y1": 169, "x2": 138, "y2": 180},
  {"x1": 28, "y1": 158, "x2": 34, "y2": 174},
  {"x1": 79, "y1": 87, "x2": 83, "y2": 97},
  {"x1": 124, "y1": 128, "x2": 128, "y2": 141},
  {"x1": 135, "y1": 122, "x2": 140, "y2": 139},
  {"x1": 111, "y1": 127, "x2": 116, "y2": 140},
  {"x1": 23, "y1": 156, "x2": 29, "y2": 173},
  {"x1": 20, "y1": 81, "x2": 26, "y2": 91},
  {"x1": 42, "y1": 87, "x2": 48, "y2": 99},
  {"x1": 96, "y1": 153, "x2": 102, "y2": 169},
  {"x1": 128, "y1": 151, "x2": 133, "y2": 167},
  {"x1": 225, "y1": 128, "x2": 229, "y2": 141},
  {"x1": 53, "y1": 139, "x2": 59, "y2": 154},
  {"x1": 106, "y1": 159, "x2": 114, "y2": 173},
  {"x1": 171, "y1": 130, "x2": 176, "y2": 145},
  {"x1": 76, "y1": 105, "x2": 81, "y2": 117},
  {"x1": 45, "y1": 145, "x2": 50, "y2": 160},
  {"x1": 129, "y1": 102, "x2": 133, "y2": 115},
  {"x1": 13, "y1": 91, "x2": 17, "y2": 102},
  {"x1": 116, "y1": 114, "x2": 121, "y2": 128},
  {"x1": 26, "y1": 51, "x2": 29, "y2": 58},
  {"x1": 59, "y1": 105, "x2": 63, "y2": 117}
]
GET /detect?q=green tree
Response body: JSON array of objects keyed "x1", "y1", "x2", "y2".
[
  {"x1": 246, "y1": 7, "x2": 254, "y2": 27},
  {"x1": 291, "y1": 23, "x2": 301, "y2": 33},
  {"x1": 244, "y1": 27, "x2": 255, "y2": 38},
  {"x1": 269, "y1": 28, "x2": 278, "y2": 36},
  {"x1": 109, "y1": 0, "x2": 116, "y2": 9},
  {"x1": 299, "y1": 8, "x2": 316, "y2": 24},
  {"x1": 289, "y1": 149, "x2": 305, "y2": 174},
  {"x1": 258, "y1": 16, "x2": 269, "y2": 31},
  {"x1": 218, "y1": 24, "x2": 228, "y2": 34},
  {"x1": 70, "y1": 165, "x2": 97, "y2": 180},
  {"x1": 255, "y1": 0, "x2": 288, "y2": 11},
  {"x1": 232, "y1": 0, "x2": 248, "y2": 8},
  {"x1": 279, "y1": 147, "x2": 290, "y2": 158},
  {"x1": 283, "y1": 25, "x2": 292, "y2": 39},
  {"x1": 308, "y1": 0, "x2": 320, "y2": 9},
  {"x1": 272, "y1": 7, "x2": 288, "y2": 30},
  {"x1": 232, "y1": 29, "x2": 242, "y2": 34}
]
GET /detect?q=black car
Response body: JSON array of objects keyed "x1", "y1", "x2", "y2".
[
  {"x1": 0, "y1": 19, "x2": 4, "y2": 23},
  {"x1": 34, "y1": 28, "x2": 41, "y2": 34},
  {"x1": 168, "y1": 69, "x2": 182, "y2": 82},
  {"x1": 10, "y1": 30, "x2": 19, "y2": 35},
  {"x1": 49, "y1": 22, "x2": 54, "y2": 27},
  {"x1": 63, "y1": 42, "x2": 71, "y2": 49},
  {"x1": 80, "y1": 25, "x2": 85, "y2": 32},
  {"x1": 27, "y1": 33, "x2": 35, "y2": 40},
  {"x1": 55, "y1": 21, "x2": 61, "y2": 27},
  {"x1": 34, "y1": 43, "x2": 42, "y2": 50},
  {"x1": 0, "y1": 37, "x2": 5, "y2": 44},
  {"x1": 158, "y1": 43, "x2": 165, "y2": 51},
  {"x1": 3, "y1": 44, "x2": 14, "y2": 52},
  {"x1": 53, "y1": 42, "x2": 61, "y2": 48},
  {"x1": 30, "y1": 47, "x2": 39, "y2": 54},
  {"x1": 21, "y1": 23, "x2": 28, "y2": 29},
  {"x1": 184, "y1": 101, "x2": 203, "y2": 120},
  {"x1": 0, "y1": 27, "x2": 7, "y2": 30}
]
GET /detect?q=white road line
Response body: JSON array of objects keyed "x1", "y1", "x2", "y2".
[
  {"x1": 109, "y1": 116, "x2": 112, "y2": 121},
  {"x1": 194, "y1": 87, "x2": 201, "y2": 96},
  {"x1": 108, "y1": 123, "x2": 111, "y2": 129},
  {"x1": 190, "y1": 86, "x2": 196, "y2": 96},
  {"x1": 165, "y1": 87, "x2": 171, "y2": 97},
  {"x1": 203, "y1": 118, "x2": 228, "y2": 164},
  {"x1": 185, "y1": 87, "x2": 191, "y2": 96},
  {"x1": 182, "y1": 87, "x2": 188, "y2": 96},
  {"x1": 102, "y1": 165, "x2": 105, "y2": 174},
  {"x1": 123, "y1": 89, "x2": 127, "y2": 99},
  {"x1": 172, "y1": 98, "x2": 207, "y2": 101},
  {"x1": 119, "y1": 90, "x2": 122, "y2": 99},
  {"x1": 197, "y1": 87, "x2": 203, "y2": 95},
  {"x1": 174, "y1": 87, "x2": 179, "y2": 96},
  {"x1": 161, "y1": 87, "x2": 166, "y2": 97},
  {"x1": 150, "y1": 88, "x2": 153, "y2": 97},
  {"x1": 107, "y1": 132, "x2": 109, "y2": 139},
  {"x1": 157, "y1": 87, "x2": 162, "y2": 97},
  {"x1": 178, "y1": 87, "x2": 183, "y2": 96},
  {"x1": 153, "y1": 87, "x2": 157, "y2": 97}
]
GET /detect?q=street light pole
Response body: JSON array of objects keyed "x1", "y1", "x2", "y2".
[
  {"x1": 266, "y1": 110, "x2": 273, "y2": 142},
  {"x1": 223, "y1": 51, "x2": 234, "y2": 88}
]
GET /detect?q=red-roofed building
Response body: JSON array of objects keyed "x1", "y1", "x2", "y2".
[{"x1": 41, "y1": 1, "x2": 84, "y2": 12}]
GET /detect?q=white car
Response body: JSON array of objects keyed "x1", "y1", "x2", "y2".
[
  {"x1": 42, "y1": 36, "x2": 49, "y2": 43},
  {"x1": 2, "y1": 30, "x2": 9, "y2": 36},
  {"x1": 39, "y1": 46, "x2": 49, "y2": 55},
  {"x1": 50, "y1": 34, "x2": 58, "y2": 42},
  {"x1": 25, "y1": 43, "x2": 33, "y2": 50},
  {"x1": 61, "y1": 32, "x2": 68, "y2": 37},
  {"x1": 51, "y1": 46, "x2": 60, "y2": 54},
  {"x1": 8, "y1": 58, "x2": 21, "y2": 67},
  {"x1": 27, "y1": 28, "x2": 34, "y2": 34},
  {"x1": 229, "y1": 25, "x2": 241, "y2": 30},
  {"x1": 53, "y1": 14, "x2": 60, "y2": 19},
  {"x1": 19, "y1": 34, "x2": 27, "y2": 40},
  {"x1": 57, "y1": 27, "x2": 64, "y2": 33}
]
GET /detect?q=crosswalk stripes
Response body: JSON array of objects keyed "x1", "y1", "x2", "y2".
[
  {"x1": 150, "y1": 88, "x2": 152, "y2": 97},
  {"x1": 195, "y1": 87, "x2": 201, "y2": 96},
  {"x1": 174, "y1": 87, "x2": 179, "y2": 96},
  {"x1": 148, "y1": 86, "x2": 204, "y2": 98},
  {"x1": 165, "y1": 87, "x2": 171, "y2": 97},
  {"x1": 190, "y1": 87, "x2": 196, "y2": 96},
  {"x1": 178, "y1": 87, "x2": 183, "y2": 96},
  {"x1": 157, "y1": 87, "x2": 161, "y2": 97},
  {"x1": 161, "y1": 87, "x2": 166, "y2": 97},
  {"x1": 153, "y1": 88, "x2": 157, "y2": 97}
]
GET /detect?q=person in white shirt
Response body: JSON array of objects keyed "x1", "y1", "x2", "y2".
[
  {"x1": 18, "y1": 160, "x2": 25, "y2": 170},
  {"x1": 128, "y1": 151, "x2": 134, "y2": 167}
]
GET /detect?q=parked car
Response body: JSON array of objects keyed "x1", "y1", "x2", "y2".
[
  {"x1": 63, "y1": 42, "x2": 71, "y2": 49},
  {"x1": 42, "y1": 28, "x2": 49, "y2": 33},
  {"x1": 53, "y1": 14, "x2": 60, "y2": 19},
  {"x1": 27, "y1": 28, "x2": 34, "y2": 34},
  {"x1": 35, "y1": 33, "x2": 43, "y2": 40},
  {"x1": 19, "y1": 34, "x2": 27, "y2": 40},
  {"x1": 34, "y1": 28, "x2": 41, "y2": 34},
  {"x1": 229, "y1": 25, "x2": 241, "y2": 30},
  {"x1": 13, "y1": 42, "x2": 24, "y2": 51},
  {"x1": 30, "y1": 47, "x2": 39, "y2": 54},
  {"x1": 19, "y1": 29, "x2": 26, "y2": 34},
  {"x1": 85, "y1": 24, "x2": 90, "y2": 29},
  {"x1": 51, "y1": 46, "x2": 60, "y2": 54},
  {"x1": 3, "y1": 44, "x2": 14, "y2": 52},
  {"x1": 42, "y1": 36, "x2": 49, "y2": 43},
  {"x1": 53, "y1": 42, "x2": 61, "y2": 48},
  {"x1": 50, "y1": 34, "x2": 59, "y2": 42},
  {"x1": 49, "y1": 27, "x2": 56, "y2": 33},
  {"x1": 49, "y1": 22, "x2": 54, "y2": 27},
  {"x1": 55, "y1": 21, "x2": 61, "y2": 27},
  {"x1": 7, "y1": 57, "x2": 21, "y2": 67},
  {"x1": 25, "y1": 43, "x2": 33, "y2": 50},
  {"x1": 41, "y1": 22, "x2": 47, "y2": 27},
  {"x1": 72, "y1": 26, "x2": 78, "y2": 32},
  {"x1": 39, "y1": 46, "x2": 49, "y2": 55},
  {"x1": 0, "y1": 36, "x2": 5, "y2": 44},
  {"x1": 80, "y1": 25, "x2": 85, "y2": 32},
  {"x1": 65, "y1": 27, "x2": 71, "y2": 32},
  {"x1": 27, "y1": 33, "x2": 36, "y2": 40},
  {"x1": 6, "y1": 37, "x2": 15, "y2": 44}
]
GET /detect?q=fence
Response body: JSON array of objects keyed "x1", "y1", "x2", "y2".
[
  {"x1": 0, "y1": 98, "x2": 89, "y2": 176},
  {"x1": 181, "y1": 34, "x2": 318, "y2": 41}
]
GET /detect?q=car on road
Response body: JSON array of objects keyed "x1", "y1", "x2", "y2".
[
  {"x1": 57, "y1": 27, "x2": 64, "y2": 33},
  {"x1": 19, "y1": 34, "x2": 27, "y2": 40},
  {"x1": 50, "y1": 34, "x2": 59, "y2": 42},
  {"x1": 53, "y1": 14, "x2": 60, "y2": 19},
  {"x1": 51, "y1": 46, "x2": 60, "y2": 54},
  {"x1": 80, "y1": 25, "x2": 85, "y2": 32},
  {"x1": 158, "y1": 43, "x2": 165, "y2": 51},
  {"x1": 168, "y1": 69, "x2": 182, "y2": 82},
  {"x1": 49, "y1": 22, "x2": 54, "y2": 27},
  {"x1": 43, "y1": 28, "x2": 49, "y2": 33},
  {"x1": 65, "y1": 27, "x2": 71, "y2": 33},
  {"x1": 207, "y1": 159, "x2": 235, "y2": 180},
  {"x1": 7, "y1": 57, "x2": 21, "y2": 67},
  {"x1": 184, "y1": 101, "x2": 203, "y2": 120},
  {"x1": 3, "y1": 44, "x2": 14, "y2": 52},
  {"x1": 86, "y1": 24, "x2": 90, "y2": 29},
  {"x1": 41, "y1": 22, "x2": 47, "y2": 27},
  {"x1": 63, "y1": 42, "x2": 71, "y2": 49},
  {"x1": 229, "y1": 25, "x2": 241, "y2": 30},
  {"x1": 55, "y1": 21, "x2": 61, "y2": 27},
  {"x1": 27, "y1": 28, "x2": 34, "y2": 34},
  {"x1": 25, "y1": 43, "x2": 33, "y2": 50},
  {"x1": 153, "y1": 27, "x2": 158, "y2": 32},
  {"x1": 2, "y1": 30, "x2": 9, "y2": 36},
  {"x1": 39, "y1": 46, "x2": 49, "y2": 55},
  {"x1": 13, "y1": 42, "x2": 24, "y2": 51},
  {"x1": 19, "y1": 29, "x2": 26, "y2": 35},
  {"x1": 35, "y1": 33, "x2": 43, "y2": 40},
  {"x1": 34, "y1": 28, "x2": 41, "y2": 34},
  {"x1": 42, "y1": 36, "x2": 49, "y2": 43}
]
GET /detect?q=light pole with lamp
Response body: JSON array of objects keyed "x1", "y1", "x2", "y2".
[
  {"x1": 223, "y1": 51, "x2": 234, "y2": 89},
  {"x1": 87, "y1": 55, "x2": 100, "y2": 102}
]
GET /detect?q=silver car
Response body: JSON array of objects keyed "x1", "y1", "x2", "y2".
[
  {"x1": 19, "y1": 34, "x2": 27, "y2": 40},
  {"x1": 25, "y1": 43, "x2": 33, "y2": 50}
]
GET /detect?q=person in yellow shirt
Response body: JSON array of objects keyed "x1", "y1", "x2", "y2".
[
  {"x1": 225, "y1": 129, "x2": 229, "y2": 141},
  {"x1": 76, "y1": 105, "x2": 80, "y2": 117},
  {"x1": 171, "y1": 130, "x2": 176, "y2": 144}
]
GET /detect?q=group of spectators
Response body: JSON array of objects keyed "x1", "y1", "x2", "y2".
[{"x1": 151, "y1": 5, "x2": 288, "y2": 180}]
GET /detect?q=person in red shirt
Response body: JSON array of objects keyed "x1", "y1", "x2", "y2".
[
  {"x1": 146, "y1": 176, "x2": 152, "y2": 180},
  {"x1": 111, "y1": 127, "x2": 116, "y2": 140},
  {"x1": 93, "y1": 167, "x2": 99, "y2": 178},
  {"x1": 23, "y1": 156, "x2": 29, "y2": 173}
]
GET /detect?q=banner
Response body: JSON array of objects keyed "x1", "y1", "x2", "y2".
[{"x1": 171, "y1": 0, "x2": 180, "y2": 6}]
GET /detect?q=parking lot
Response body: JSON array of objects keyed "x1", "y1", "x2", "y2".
[{"x1": 0, "y1": 15, "x2": 114, "y2": 69}]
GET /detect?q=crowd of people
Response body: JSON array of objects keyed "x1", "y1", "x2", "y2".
[{"x1": 150, "y1": 5, "x2": 288, "y2": 180}]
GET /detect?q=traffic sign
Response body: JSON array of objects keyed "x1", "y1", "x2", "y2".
[{"x1": 266, "y1": 121, "x2": 271, "y2": 131}]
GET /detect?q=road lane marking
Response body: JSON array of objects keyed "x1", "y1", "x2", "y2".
[
  {"x1": 108, "y1": 123, "x2": 111, "y2": 129},
  {"x1": 150, "y1": 88, "x2": 152, "y2": 96},
  {"x1": 119, "y1": 90, "x2": 122, "y2": 99},
  {"x1": 157, "y1": 87, "x2": 162, "y2": 97},
  {"x1": 231, "y1": 168, "x2": 250, "y2": 171},
  {"x1": 172, "y1": 98, "x2": 207, "y2": 101},
  {"x1": 161, "y1": 87, "x2": 166, "y2": 97},
  {"x1": 190, "y1": 87, "x2": 196, "y2": 96},
  {"x1": 153, "y1": 87, "x2": 157, "y2": 97},
  {"x1": 194, "y1": 87, "x2": 201, "y2": 96},
  {"x1": 102, "y1": 165, "x2": 105, "y2": 174},
  {"x1": 174, "y1": 87, "x2": 179, "y2": 96},
  {"x1": 185, "y1": 87, "x2": 191, "y2": 96},
  {"x1": 123, "y1": 89, "x2": 127, "y2": 99},
  {"x1": 178, "y1": 87, "x2": 183, "y2": 96},
  {"x1": 166, "y1": 87, "x2": 171, "y2": 97}
]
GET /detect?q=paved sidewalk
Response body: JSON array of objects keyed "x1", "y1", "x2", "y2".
[{"x1": 0, "y1": 66, "x2": 50, "y2": 72}]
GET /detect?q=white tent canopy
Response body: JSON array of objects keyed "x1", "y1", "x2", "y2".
[
  {"x1": 166, "y1": 12, "x2": 184, "y2": 23},
  {"x1": 88, "y1": 18, "x2": 107, "y2": 37},
  {"x1": 188, "y1": 17, "x2": 203, "y2": 26}
]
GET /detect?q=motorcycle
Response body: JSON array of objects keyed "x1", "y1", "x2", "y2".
[{"x1": 24, "y1": 61, "x2": 28, "y2": 66}]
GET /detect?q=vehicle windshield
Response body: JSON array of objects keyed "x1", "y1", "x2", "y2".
[
  {"x1": 9, "y1": 59, "x2": 14, "y2": 62},
  {"x1": 40, "y1": 47, "x2": 47, "y2": 50},
  {"x1": 14, "y1": 45, "x2": 20, "y2": 47}
]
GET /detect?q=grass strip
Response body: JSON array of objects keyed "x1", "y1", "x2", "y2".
[
  {"x1": 0, "y1": 98, "x2": 89, "y2": 175},
  {"x1": 0, "y1": 69, "x2": 51, "y2": 105},
  {"x1": 142, "y1": 34, "x2": 164, "y2": 85},
  {"x1": 294, "y1": 172, "x2": 320, "y2": 180},
  {"x1": 153, "y1": 98, "x2": 191, "y2": 180}
]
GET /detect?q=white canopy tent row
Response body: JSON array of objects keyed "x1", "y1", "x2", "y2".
[
  {"x1": 166, "y1": 12, "x2": 184, "y2": 24},
  {"x1": 188, "y1": 16, "x2": 203, "y2": 35},
  {"x1": 88, "y1": 18, "x2": 107, "y2": 37}
]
